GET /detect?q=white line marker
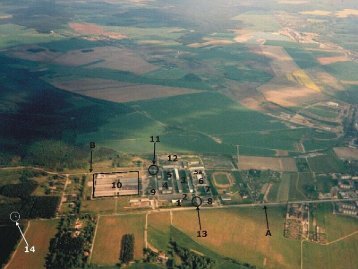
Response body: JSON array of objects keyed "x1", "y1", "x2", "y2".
[
  {"x1": 15, "y1": 222, "x2": 29, "y2": 247},
  {"x1": 9, "y1": 212, "x2": 35, "y2": 253}
]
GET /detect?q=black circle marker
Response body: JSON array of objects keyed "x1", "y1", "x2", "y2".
[
  {"x1": 10, "y1": 211, "x2": 21, "y2": 222},
  {"x1": 191, "y1": 196, "x2": 203, "y2": 208},
  {"x1": 148, "y1": 164, "x2": 159, "y2": 176}
]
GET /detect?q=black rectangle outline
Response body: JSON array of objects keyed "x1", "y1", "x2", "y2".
[{"x1": 92, "y1": 171, "x2": 140, "y2": 198}]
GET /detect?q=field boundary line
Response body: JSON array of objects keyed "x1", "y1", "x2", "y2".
[
  {"x1": 144, "y1": 212, "x2": 150, "y2": 249},
  {"x1": 4, "y1": 221, "x2": 31, "y2": 269},
  {"x1": 323, "y1": 230, "x2": 358, "y2": 246},
  {"x1": 88, "y1": 215, "x2": 100, "y2": 263},
  {"x1": 301, "y1": 230, "x2": 358, "y2": 269},
  {"x1": 301, "y1": 239, "x2": 307, "y2": 269},
  {"x1": 296, "y1": 173, "x2": 308, "y2": 199}
]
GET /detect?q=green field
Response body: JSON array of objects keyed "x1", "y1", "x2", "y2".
[
  {"x1": 147, "y1": 212, "x2": 172, "y2": 252},
  {"x1": 222, "y1": 128, "x2": 309, "y2": 152},
  {"x1": 91, "y1": 214, "x2": 145, "y2": 265},
  {"x1": 0, "y1": 23, "x2": 62, "y2": 49},
  {"x1": 214, "y1": 173, "x2": 231, "y2": 185},
  {"x1": 303, "y1": 203, "x2": 358, "y2": 269},
  {"x1": 268, "y1": 172, "x2": 316, "y2": 202},
  {"x1": 0, "y1": 0, "x2": 354, "y2": 163},
  {"x1": 0, "y1": 0, "x2": 357, "y2": 268},
  {"x1": 307, "y1": 151, "x2": 346, "y2": 173},
  {"x1": 303, "y1": 138, "x2": 341, "y2": 152},
  {"x1": 77, "y1": 90, "x2": 305, "y2": 155},
  {"x1": 7, "y1": 219, "x2": 58, "y2": 269},
  {"x1": 149, "y1": 207, "x2": 300, "y2": 269},
  {"x1": 147, "y1": 205, "x2": 358, "y2": 269},
  {"x1": 285, "y1": 47, "x2": 319, "y2": 69},
  {"x1": 275, "y1": 173, "x2": 291, "y2": 202},
  {"x1": 324, "y1": 61, "x2": 358, "y2": 81},
  {"x1": 305, "y1": 106, "x2": 340, "y2": 119}
]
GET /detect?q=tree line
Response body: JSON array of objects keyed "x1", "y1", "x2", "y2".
[{"x1": 120, "y1": 234, "x2": 135, "y2": 264}]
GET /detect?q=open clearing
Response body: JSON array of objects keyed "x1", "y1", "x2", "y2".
[
  {"x1": 335, "y1": 9, "x2": 358, "y2": 18},
  {"x1": 303, "y1": 203, "x2": 358, "y2": 269},
  {"x1": 334, "y1": 147, "x2": 358, "y2": 160},
  {"x1": 171, "y1": 207, "x2": 300, "y2": 269},
  {"x1": 300, "y1": 10, "x2": 332, "y2": 16},
  {"x1": 304, "y1": 234, "x2": 358, "y2": 269},
  {"x1": 69, "y1": 22, "x2": 127, "y2": 40},
  {"x1": 239, "y1": 156, "x2": 297, "y2": 171},
  {"x1": 260, "y1": 84, "x2": 323, "y2": 107},
  {"x1": 317, "y1": 55, "x2": 351, "y2": 65},
  {"x1": 56, "y1": 46, "x2": 157, "y2": 74},
  {"x1": 256, "y1": 45, "x2": 324, "y2": 107},
  {"x1": 7, "y1": 220, "x2": 58, "y2": 269},
  {"x1": 307, "y1": 152, "x2": 345, "y2": 173},
  {"x1": 147, "y1": 206, "x2": 358, "y2": 269},
  {"x1": 188, "y1": 38, "x2": 234, "y2": 48},
  {"x1": 10, "y1": 46, "x2": 157, "y2": 74},
  {"x1": 278, "y1": 0, "x2": 308, "y2": 4},
  {"x1": 147, "y1": 212, "x2": 172, "y2": 252},
  {"x1": 312, "y1": 71, "x2": 344, "y2": 91},
  {"x1": 289, "y1": 69, "x2": 320, "y2": 92},
  {"x1": 256, "y1": 45, "x2": 298, "y2": 76},
  {"x1": 276, "y1": 173, "x2": 291, "y2": 201},
  {"x1": 51, "y1": 78, "x2": 202, "y2": 103},
  {"x1": 91, "y1": 214, "x2": 145, "y2": 265}
]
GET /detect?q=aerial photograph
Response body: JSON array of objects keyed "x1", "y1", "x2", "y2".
[{"x1": 0, "y1": 0, "x2": 357, "y2": 268}]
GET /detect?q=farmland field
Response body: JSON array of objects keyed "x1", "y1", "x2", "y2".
[
  {"x1": 148, "y1": 208, "x2": 300, "y2": 269},
  {"x1": 146, "y1": 205, "x2": 358, "y2": 269},
  {"x1": 91, "y1": 214, "x2": 145, "y2": 265},
  {"x1": 275, "y1": 173, "x2": 291, "y2": 202},
  {"x1": 7, "y1": 220, "x2": 58, "y2": 269},
  {"x1": 303, "y1": 204, "x2": 358, "y2": 269},
  {"x1": 268, "y1": 172, "x2": 312, "y2": 202},
  {"x1": 307, "y1": 151, "x2": 346, "y2": 173},
  {"x1": 147, "y1": 212, "x2": 172, "y2": 252},
  {"x1": 304, "y1": 106, "x2": 340, "y2": 119},
  {"x1": 0, "y1": 0, "x2": 357, "y2": 268},
  {"x1": 239, "y1": 156, "x2": 297, "y2": 172},
  {"x1": 333, "y1": 147, "x2": 358, "y2": 160}
]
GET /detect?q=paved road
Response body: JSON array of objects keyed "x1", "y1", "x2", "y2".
[
  {"x1": 0, "y1": 165, "x2": 90, "y2": 176},
  {"x1": 97, "y1": 198, "x2": 358, "y2": 217},
  {"x1": 2, "y1": 165, "x2": 357, "y2": 215}
]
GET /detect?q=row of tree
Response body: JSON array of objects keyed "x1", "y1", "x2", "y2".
[
  {"x1": 46, "y1": 214, "x2": 97, "y2": 269},
  {"x1": 120, "y1": 234, "x2": 135, "y2": 264},
  {"x1": 169, "y1": 240, "x2": 256, "y2": 269},
  {"x1": 169, "y1": 240, "x2": 214, "y2": 269}
]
